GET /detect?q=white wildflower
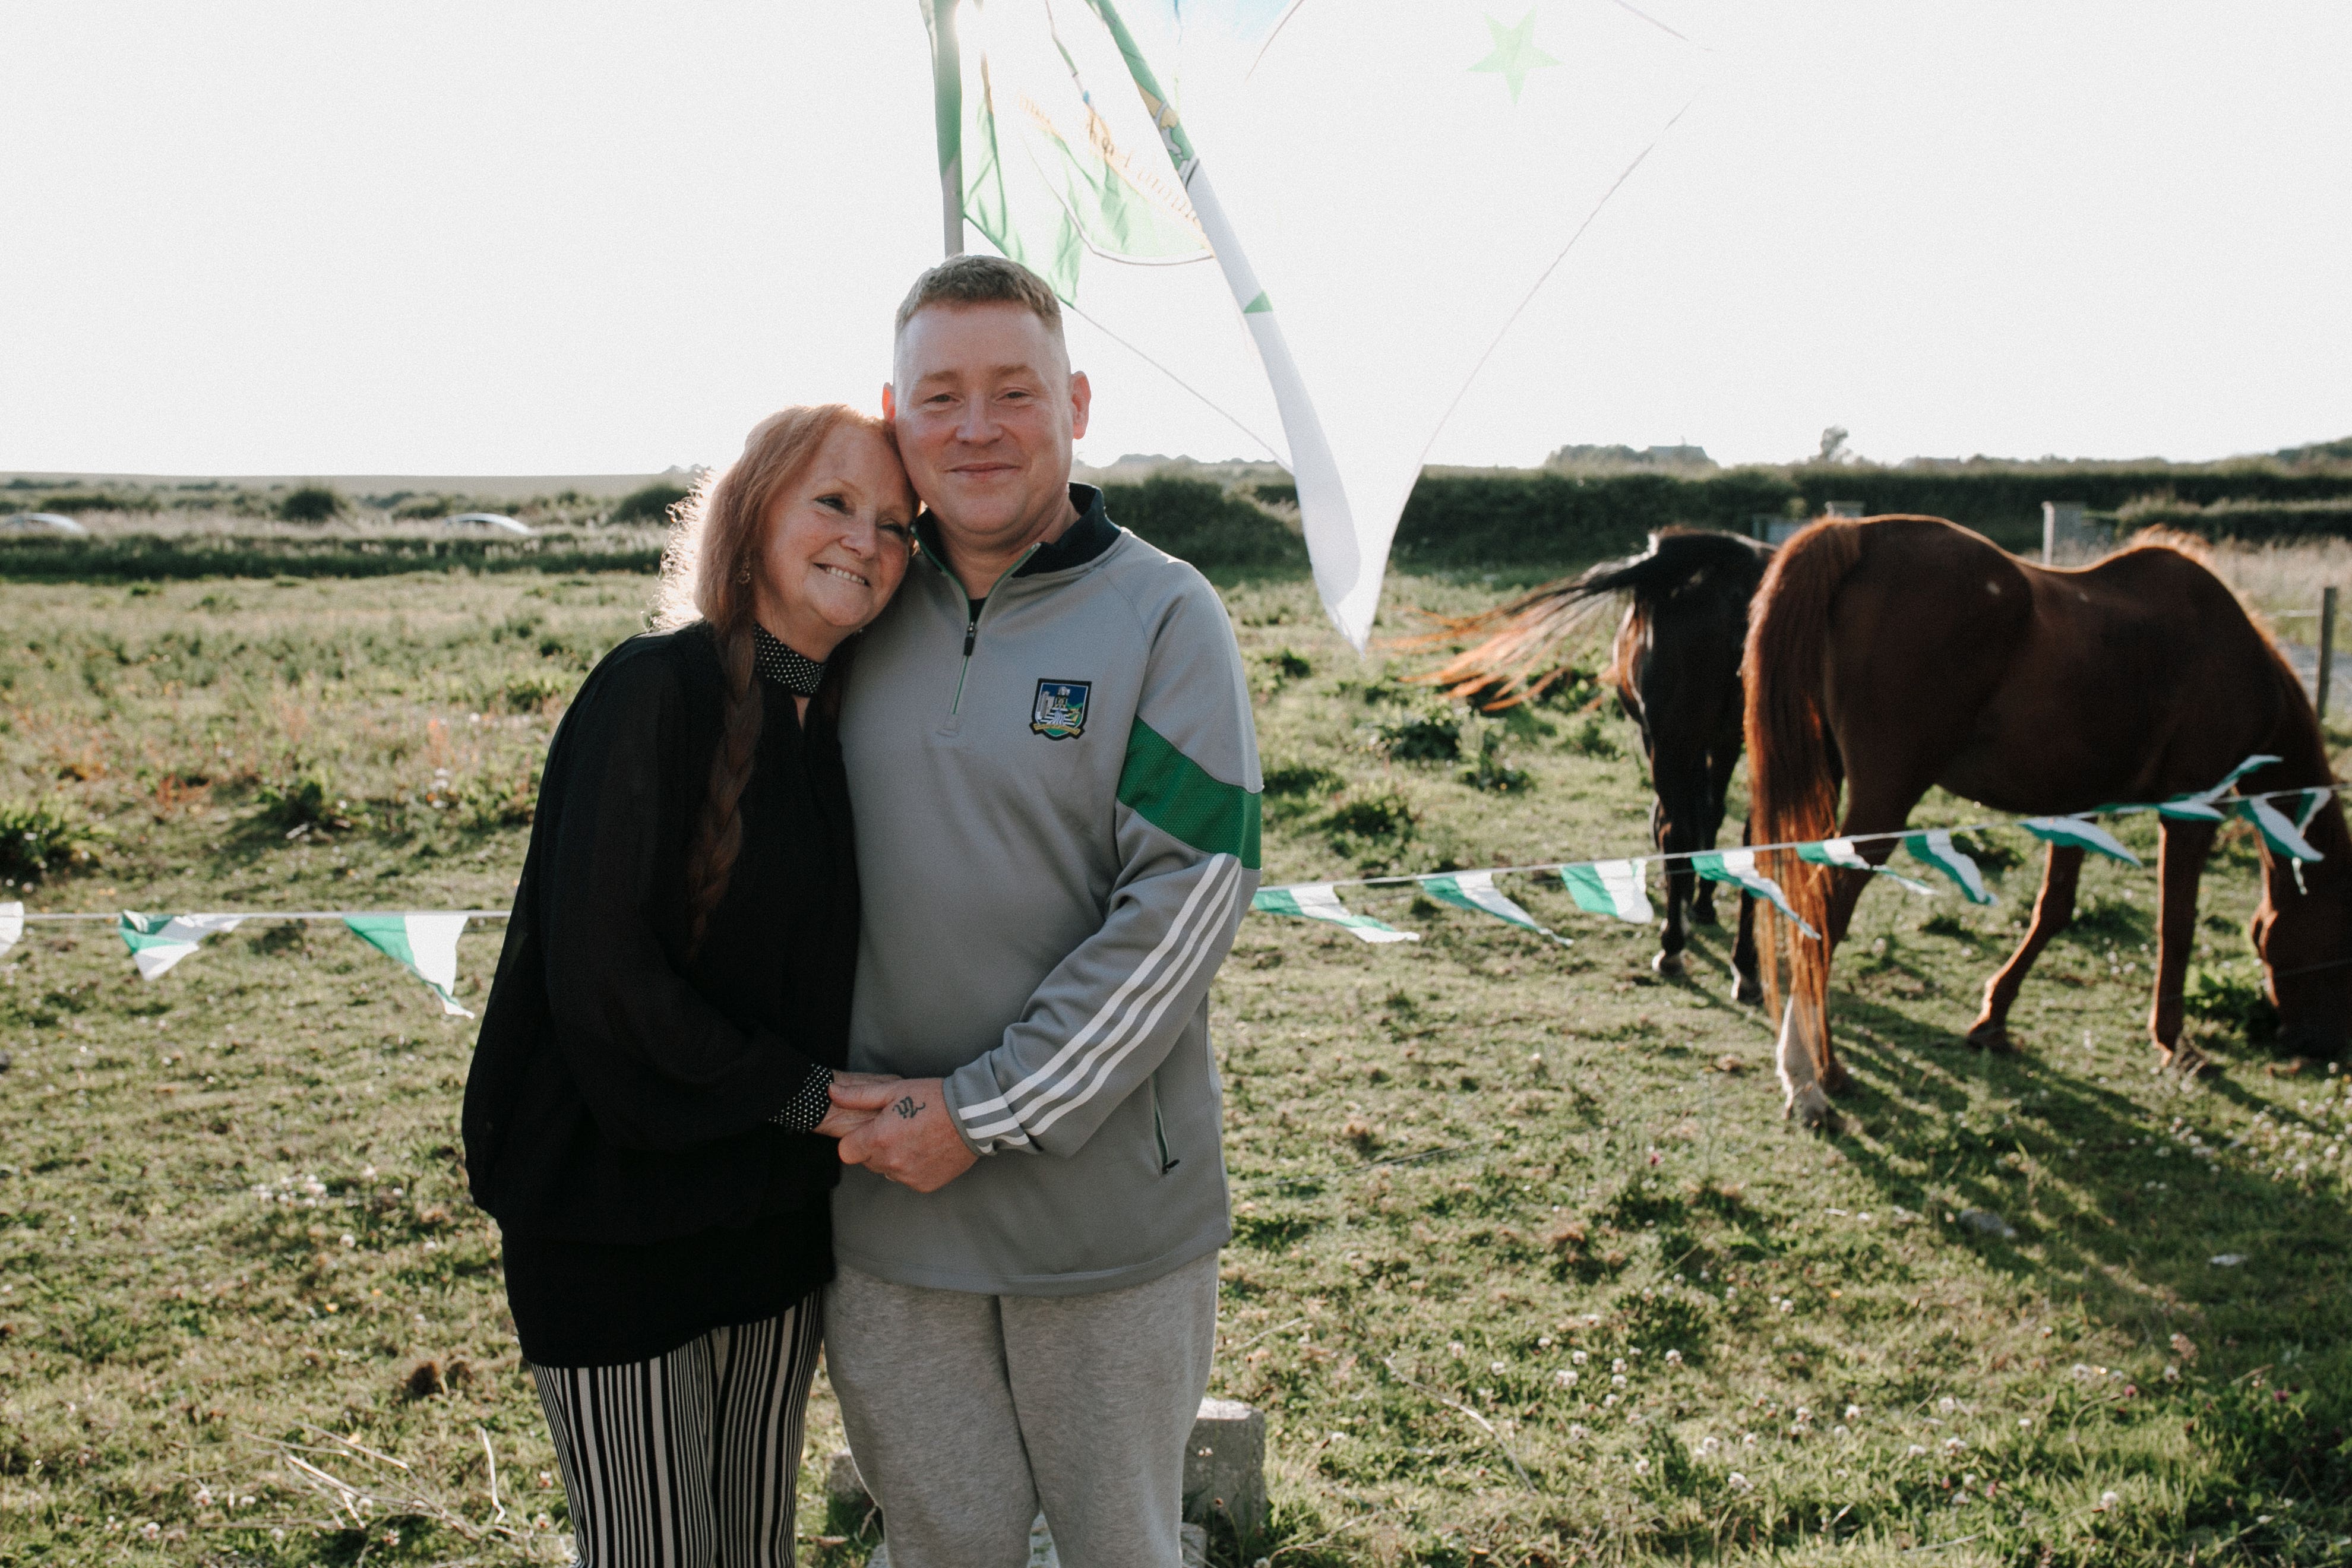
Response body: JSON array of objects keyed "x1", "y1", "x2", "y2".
[{"x1": 1728, "y1": 1472, "x2": 1753, "y2": 1491}]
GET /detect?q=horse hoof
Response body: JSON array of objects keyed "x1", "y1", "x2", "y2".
[
  {"x1": 1785, "y1": 1083, "x2": 1839, "y2": 1133},
  {"x1": 1652, "y1": 950, "x2": 1685, "y2": 977},
  {"x1": 2160, "y1": 1043, "x2": 2213, "y2": 1078},
  {"x1": 1966, "y1": 1025, "x2": 2015, "y2": 1054},
  {"x1": 1730, "y1": 973, "x2": 1764, "y2": 1006}
]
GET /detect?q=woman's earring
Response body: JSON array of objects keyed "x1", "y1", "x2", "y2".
[{"x1": 735, "y1": 563, "x2": 753, "y2": 586}]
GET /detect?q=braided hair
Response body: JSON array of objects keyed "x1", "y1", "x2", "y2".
[{"x1": 652, "y1": 403, "x2": 892, "y2": 953}]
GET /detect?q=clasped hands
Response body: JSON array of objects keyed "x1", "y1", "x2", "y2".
[{"x1": 814, "y1": 1071, "x2": 978, "y2": 1193}]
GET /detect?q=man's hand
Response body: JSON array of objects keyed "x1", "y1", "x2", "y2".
[
  {"x1": 832, "y1": 1077, "x2": 979, "y2": 1193},
  {"x1": 813, "y1": 1071, "x2": 899, "y2": 1140}
]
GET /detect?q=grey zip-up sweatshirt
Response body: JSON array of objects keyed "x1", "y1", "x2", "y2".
[{"x1": 834, "y1": 485, "x2": 1262, "y2": 1296}]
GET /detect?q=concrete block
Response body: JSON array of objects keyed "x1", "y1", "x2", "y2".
[
  {"x1": 827, "y1": 1448, "x2": 870, "y2": 1511},
  {"x1": 869, "y1": 1515, "x2": 1207, "y2": 1567},
  {"x1": 1183, "y1": 1396, "x2": 1266, "y2": 1532}
]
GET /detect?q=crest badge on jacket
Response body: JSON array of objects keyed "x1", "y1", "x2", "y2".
[{"x1": 1030, "y1": 679, "x2": 1092, "y2": 740}]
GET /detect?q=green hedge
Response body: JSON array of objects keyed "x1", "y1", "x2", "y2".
[
  {"x1": 2116, "y1": 497, "x2": 2352, "y2": 542},
  {"x1": 1101, "y1": 475, "x2": 1307, "y2": 571},
  {"x1": 1257, "y1": 464, "x2": 2352, "y2": 568},
  {"x1": 0, "y1": 532, "x2": 663, "y2": 583}
]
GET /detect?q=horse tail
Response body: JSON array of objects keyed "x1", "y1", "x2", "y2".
[
  {"x1": 1407, "y1": 529, "x2": 1771, "y2": 709},
  {"x1": 1742, "y1": 519, "x2": 1867, "y2": 1020}
]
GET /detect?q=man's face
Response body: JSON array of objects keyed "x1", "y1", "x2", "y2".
[{"x1": 887, "y1": 302, "x2": 1090, "y2": 555}]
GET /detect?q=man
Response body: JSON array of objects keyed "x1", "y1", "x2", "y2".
[{"x1": 823, "y1": 254, "x2": 1263, "y2": 1566}]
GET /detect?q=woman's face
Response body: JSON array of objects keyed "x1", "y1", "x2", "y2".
[{"x1": 754, "y1": 423, "x2": 916, "y2": 656}]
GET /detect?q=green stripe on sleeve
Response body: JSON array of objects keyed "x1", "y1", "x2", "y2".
[{"x1": 1118, "y1": 718, "x2": 1262, "y2": 868}]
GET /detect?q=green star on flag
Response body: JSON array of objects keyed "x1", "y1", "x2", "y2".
[{"x1": 1471, "y1": 10, "x2": 1562, "y2": 104}]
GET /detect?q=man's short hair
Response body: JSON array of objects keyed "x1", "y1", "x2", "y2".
[{"x1": 893, "y1": 254, "x2": 1064, "y2": 342}]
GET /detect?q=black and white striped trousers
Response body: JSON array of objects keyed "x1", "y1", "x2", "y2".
[{"x1": 532, "y1": 1295, "x2": 823, "y2": 1568}]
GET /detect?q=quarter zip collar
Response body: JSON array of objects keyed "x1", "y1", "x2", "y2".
[{"x1": 913, "y1": 484, "x2": 1119, "y2": 584}]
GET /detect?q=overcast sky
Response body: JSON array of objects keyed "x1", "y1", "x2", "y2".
[{"x1": 3, "y1": 1, "x2": 2346, "y2": 477}]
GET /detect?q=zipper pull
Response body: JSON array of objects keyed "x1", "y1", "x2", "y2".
[{"x1": 963, "y1": 615, "x2": 979, "y2": 658}]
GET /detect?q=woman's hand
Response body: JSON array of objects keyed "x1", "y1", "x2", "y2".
[
  {"x1": 813, "y1": 1071, "x2": 899, "y2": 1139},
  {"x1": 831, "y1": 1077, "x2": 979, "y2": 1193}
]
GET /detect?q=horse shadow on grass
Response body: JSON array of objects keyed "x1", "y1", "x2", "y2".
[
  {"x1": 1800, "y1": 989, "x2": 2352, "y2": 1370},
  {"x1": 1643, "y1": 921, "x2": 2351, "y2": 1377}
]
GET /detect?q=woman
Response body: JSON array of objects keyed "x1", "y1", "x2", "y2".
[{"x1": 462, "y1": 404, "x2": 914, "y2": 1564}]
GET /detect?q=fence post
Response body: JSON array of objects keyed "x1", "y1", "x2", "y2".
[
  {"x1": 2042, "y1": 501, "x2": 2056, "y2": 565},
  {"x1": 2321, "y1": 586, "x2": 2338, "y2": 720}
]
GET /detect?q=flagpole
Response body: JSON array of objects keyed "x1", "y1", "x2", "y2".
[{"x1": 921, "y1": 0, "x2": 965, "y2": 255}]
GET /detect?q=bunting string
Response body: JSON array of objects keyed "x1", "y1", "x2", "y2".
[
  {"x1": 0, "y1": 906, "x2": 506, "y2": 1016},
  {"x1": 1245, "y1": 763, "x2": 2340, "y2": 944},
  {"x1": 0, "y1": 764, "x2": 2338, "y2": 985}
]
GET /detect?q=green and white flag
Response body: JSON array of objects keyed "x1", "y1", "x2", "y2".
[
  {"x1": 929, "y1": 0, "x2": 1706, "y2": 649},
  {"x1": 118, "y1": 911, "x2": 245, "y2": 980},
  {"x1": 1561, "y1": 859, "x2": 1652, "y2": 924},
  {"x1": 0, "y1": 900, "x2": 20, "y2": 962},
  {"x1": 2294, "y1": 788, "x2": 2331, "y2": 831},
  {"x1": 2239, "y1": 798, "x2": 2325, "y2": 863},
  {"x1": 1797, "y1": 837, "x2": 1939, "y2": 895},
  {"x1": 344, "y1": 913, "x2": 475, "y2": 1016},
  {"x1": 1690, "y1": 849, "x2": 1817, "y2": 937},
  {"x1": 2020, "y1": 816, "x2": 2142, "y2": 867},
  {"x1": 1421, "y1": 870, "x2": 1566, "y2": 944},
  {"x1": 1251, "y1": 883, "x2": 1419, "y2": 943},
  {"x1": 1904, "y1": 830, "x2": 1994, "y2": 905},
  {"x1": 2159, "y1": 753, "x2": 2279, "y2": 822}
]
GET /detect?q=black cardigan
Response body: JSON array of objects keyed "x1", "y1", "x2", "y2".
[{"x1": 463, "y1": 624, "x2": 855, "y2": 1365}]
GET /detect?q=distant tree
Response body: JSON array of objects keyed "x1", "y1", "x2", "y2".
[
  {"x1": 611, "y1": 483, "x2": 691, "y2": 524},
  {"x1": 1816, "y1": 426, "x2": 1852, "y2": 465},
  {"x1": 278, "y1": 486, "x2": 344, "y2": 523}
]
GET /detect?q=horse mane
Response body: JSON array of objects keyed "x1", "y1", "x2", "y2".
[{"x1": 1402, "y1": 527, "x2": 1772, "y2": 711}]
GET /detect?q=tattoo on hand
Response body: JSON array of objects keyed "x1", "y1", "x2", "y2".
[{"x1": 893, "y1": 1095, "x2": 925, "y2": 1120}]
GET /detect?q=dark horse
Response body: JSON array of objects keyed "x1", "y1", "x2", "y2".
[
  {"x1": 1745, "y1": 515, "x2": 2352, "y2": 1128},
  {"x1": 1418, "y1": 529, "x2": 1772, "y2": 1000}
]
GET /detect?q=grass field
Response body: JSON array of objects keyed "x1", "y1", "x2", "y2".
[{"x1": 1, "y1": 561, "x2": 2348, "y2": 1567}]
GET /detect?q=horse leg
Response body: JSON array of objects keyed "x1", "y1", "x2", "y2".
[
  {"x1": 2151, "y1": 818, "x2": 2218, "y2": 1075},
  {"x1": 1967, "y1": 845, "x2": 2084, "y2": 1052},
  {"x1": 1730, "y1": 816, "x2": 1763, "y2": 1005},
  {"x1": 1775, "y1": 864, "x2": 1877, "y2": 1127},
  {"x1": 1651, "y1": 793, "x2": 1692, "y2": 976},
  {"x1": 1652, "y1": 759, "x2": 1714, "y2": 978},
  {"x1": 1779, "y1": 789, "x2": 1927, "y2": 1118},
  {"x1": 1810, "y1": 870, "x2": 1879, "y2": 1097},
  {"x1": 1695, "y1": 736, "x2": 1741, "y2": 930}
]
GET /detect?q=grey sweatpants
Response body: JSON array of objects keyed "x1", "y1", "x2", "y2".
[{"x1": 826, "y1": 1253, "x2": 1219, "y2": 1568}]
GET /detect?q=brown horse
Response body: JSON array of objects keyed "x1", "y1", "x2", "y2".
[
  {"x1": 1744, "y1": 515, "x2": 2352, "y2": 1128},
  {"x1": 1414, "y1": 529, "x2": 1772, "y2": 999}
]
